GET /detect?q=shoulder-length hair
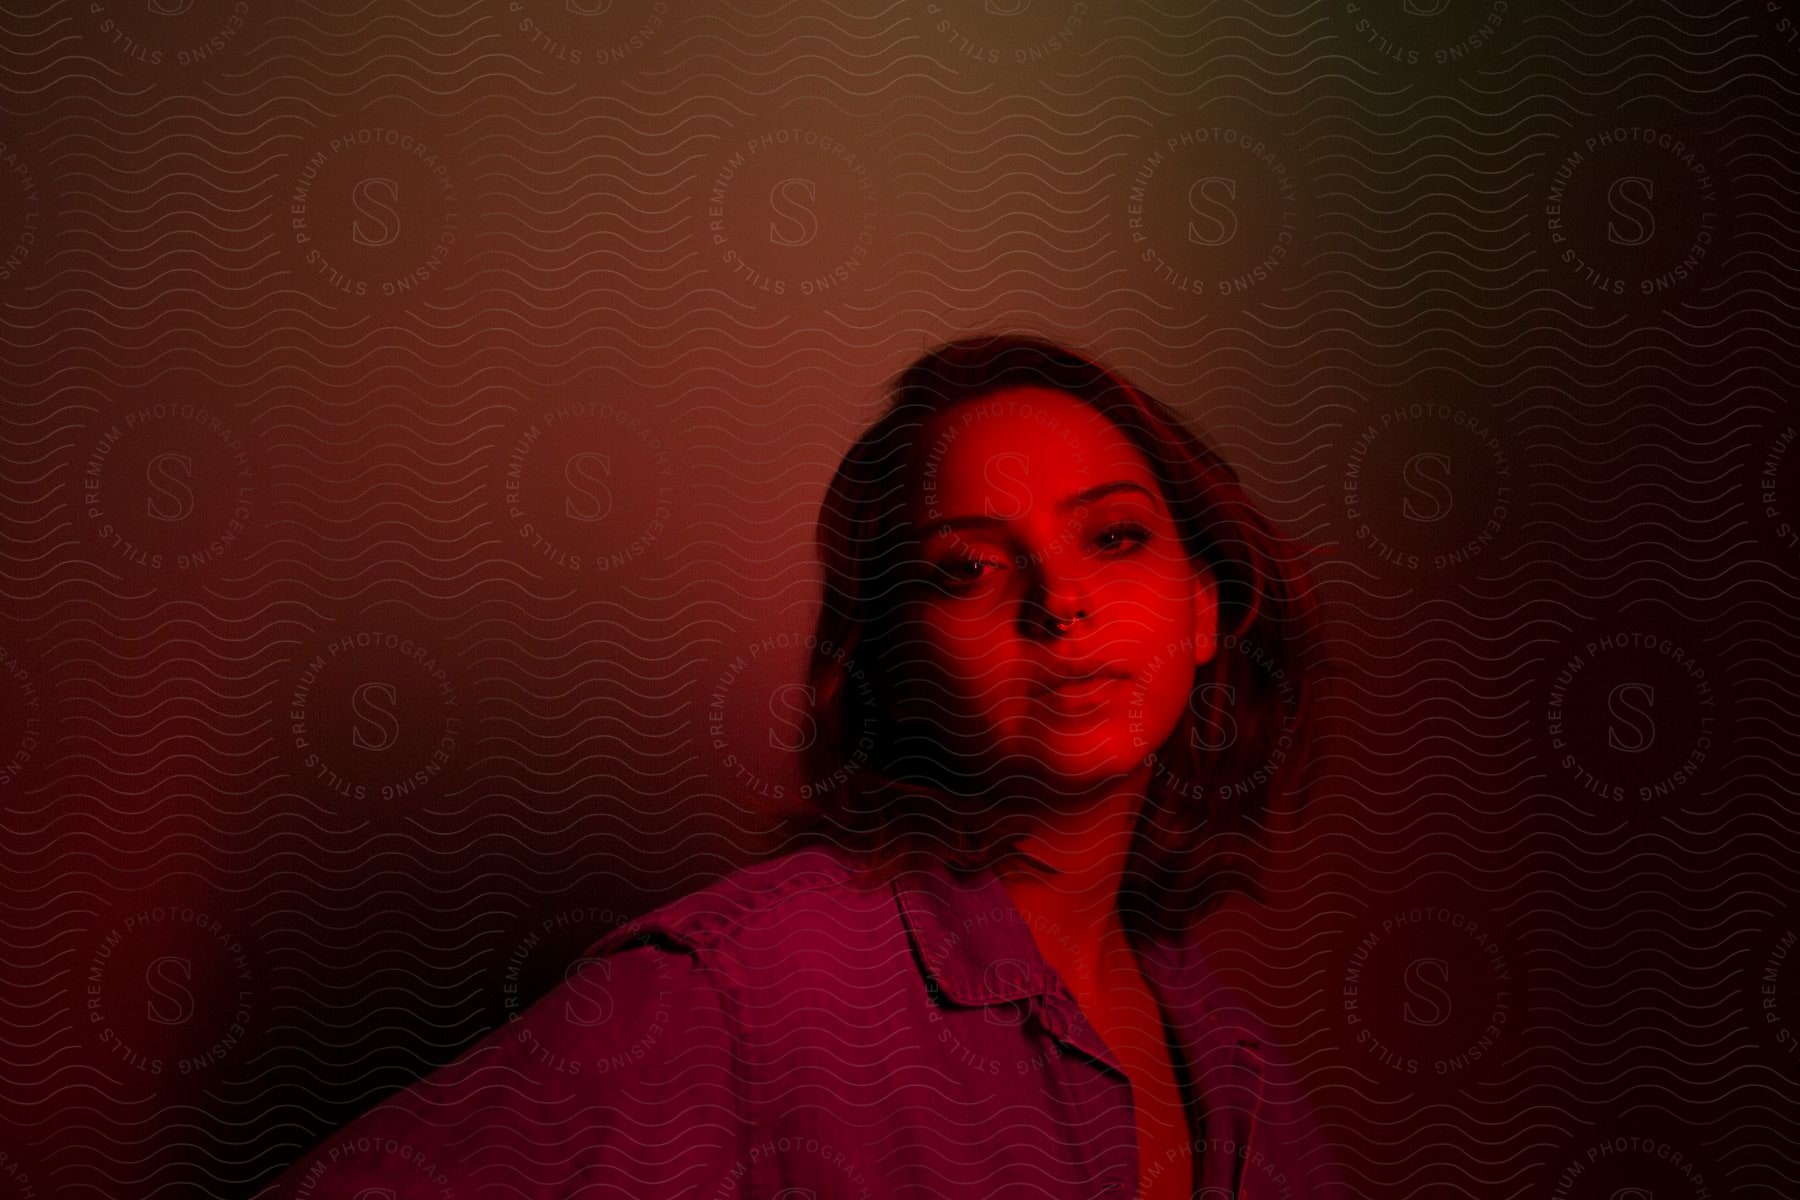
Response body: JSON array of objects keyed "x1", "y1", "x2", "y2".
[{"x1": 766, "y1": 333, "x2": 1328, "y2": 941}]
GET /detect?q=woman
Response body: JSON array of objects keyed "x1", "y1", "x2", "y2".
[{"x1": 264, "y1": 334, "x2": 1342, "y2": 1199}]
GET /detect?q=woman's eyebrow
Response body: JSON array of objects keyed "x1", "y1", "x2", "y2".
[{"x1": 929, "y1": 480, "x2": 1158, "y2": 533}]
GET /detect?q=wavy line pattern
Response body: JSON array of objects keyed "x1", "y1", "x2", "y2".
[{"x1": 0, "y1": 0, "x2": 1795, "y2": 1196}]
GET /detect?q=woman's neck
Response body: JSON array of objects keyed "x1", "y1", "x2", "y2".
[{"x1": 995, "y1": 763, "x2": 1149, "y2": 989}]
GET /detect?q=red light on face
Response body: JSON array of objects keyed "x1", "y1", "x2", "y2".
[{"x1": 1036, "y1": 673, "x2": 1132, "y2": 716}]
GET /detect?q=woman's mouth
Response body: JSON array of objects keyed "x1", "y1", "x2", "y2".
[{"x1": 1037, "y1": 671, "x2": 1132, "y2": 714}]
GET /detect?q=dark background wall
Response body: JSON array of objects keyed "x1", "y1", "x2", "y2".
[{"x1": 1, "y1": 2, "x2": 1796, "y2": 1197}]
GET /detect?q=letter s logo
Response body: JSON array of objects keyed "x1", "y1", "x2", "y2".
[
  {"x1": 145, "y1": 452, "x2": 196, "y2": 521},
  {"x1": 982, "y1": 451, "x2": 1032, "y2": 520},
  {"x1": 980, "y1": 958, "x2": 1033, "y2": 1026},
  {"x1": 1606, "y1": 681, "x2": 1655, "y2": 752},
  {"x1": 567, "y1": 0, "x2": 613, "y2": 13},
  {"x1": 145, "y1": 956, "x2": 196, "y2": 1025},
  {"x1": 351, "y1": 178, "x2": 401, "y2": 247},
  {"x1": 148, "y1": 0, "x2": 194, "y2": 14},
  {"x1": 1186, "y1": 177, "x2": 1238, "y2": 246},
  {"x1": 563, "y1": 956, "x2": 616, "y2": 1026},
  {"x1": 564, "y1": 452, "x2": 614, "y2": 522},
  {"x1": 1403, "y1": 0, "x2": 1450, "y2": 14},
  {"x1": 350, "y1": 681, "x2": 400, "y2": 752},
  {"x1": 1606, "y1": 176, "x2": 1656, "y2": 246},
  {"x1": 986, "y1": 0, "x2": 1031, "y2": 12},
  {"x1": 1401, "y1": 451, "x2": 1454, "y2": 523},
  {"x1": 767, "y1": 683, "x2": 817, "y2": 753},
  {"x1": 1190, "y1": 682, "x2": 1238, "y2": 752},
  {"x1": 767, "y1": 178, "x2": 819, "y2": 247},
  {"x1": 1402, "y1": 956, "x2": 1452, "y2": 1026}
]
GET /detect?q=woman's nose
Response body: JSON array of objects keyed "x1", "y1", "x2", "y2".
[{"x1": 1022, "y1": 563, "x2": 1092, "y2": 636}]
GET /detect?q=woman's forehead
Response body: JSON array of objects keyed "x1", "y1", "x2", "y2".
[{"x1": 918, "y1": 386, "x2": 1154, "y2": 489}]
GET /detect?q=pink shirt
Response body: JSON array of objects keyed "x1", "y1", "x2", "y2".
[{"x1": 264, "y1": 845, "x2": 1344, "y2": 1198}]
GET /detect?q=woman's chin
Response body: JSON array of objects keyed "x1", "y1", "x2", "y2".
[{"x1": 1007, "y1": 735, "x2": 1146, "y2": 789}]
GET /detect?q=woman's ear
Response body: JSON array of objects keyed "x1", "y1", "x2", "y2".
[{"x1": 1193, "y1": 568, "x2": 1220, "y2": 666}]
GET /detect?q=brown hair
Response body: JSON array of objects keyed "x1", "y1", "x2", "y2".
[{"x1": 764, "y1": 333, "x2": 1328, "y2": 941}]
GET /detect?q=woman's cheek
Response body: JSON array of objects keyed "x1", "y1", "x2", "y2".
[{"x1": 1140, "y1": 657, "x2": 1196, "y2": 750}]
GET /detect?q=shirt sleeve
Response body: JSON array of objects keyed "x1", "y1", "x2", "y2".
[{"x1": 258, "y1": 939, "x2": 753, "y2": 1199}]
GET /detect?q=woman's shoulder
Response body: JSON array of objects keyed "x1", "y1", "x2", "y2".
[
  {"x1": 261, "y1": 846, "x2": 915, "y2": 1198},
  {"x1": 580, "y1": 842, "x2": 898, "y2": 967}
]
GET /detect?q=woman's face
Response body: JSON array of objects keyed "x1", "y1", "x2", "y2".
[{"x1": 887, "y1": 386, "x2": 1218, "y2": 790}]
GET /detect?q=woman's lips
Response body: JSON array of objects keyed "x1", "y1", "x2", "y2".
[{"x1": 1037, "y1": 672, "x2": 1132, "y2": 713}]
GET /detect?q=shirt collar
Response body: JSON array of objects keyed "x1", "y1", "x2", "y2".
[
  {"x1": 890, "y1": 853, "x2": 1270, "y2": 1178},
  {"x1": 891, "y1": 854, "x2": 1063, "y2": 1006},
  {"x1": 889, "y1": 853, "x2": 1268, "y2": 1049}
]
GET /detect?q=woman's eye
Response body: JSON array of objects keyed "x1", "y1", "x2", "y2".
[
  {"x1": 935, "y1": 557, "x2": 1000, "y2": 587},
  {"x1": 1095, "y1": 520, "x2": 1152, "y2": 552}
]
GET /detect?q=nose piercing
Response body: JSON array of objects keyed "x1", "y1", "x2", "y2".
[{"x1": 1047, "y1": 609, "x2": 1087, "y2": 635}]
